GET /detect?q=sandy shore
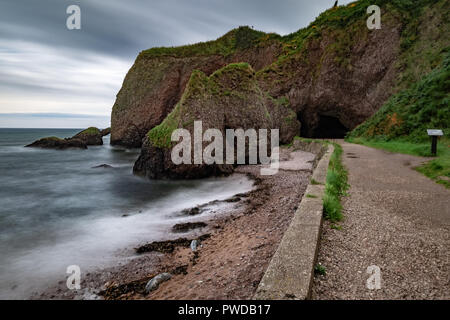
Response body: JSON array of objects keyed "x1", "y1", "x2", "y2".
[{"x1": 34, "y1": 148, "x2": 315, "y2": 300}]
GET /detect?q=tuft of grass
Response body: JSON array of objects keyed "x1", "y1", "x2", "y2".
[
  {"x1": 314, "y1": 264, "x2": 326, "y2": 276},
  {"x1": 331, "y1": 224, "x2": 342, "y2": 231},
  {"x1": 306, "y1": 194, "x2": 318, "y2": 199},
  {"x1": 310, "y1": 178, "x2": 322, "y2": 185},
  {"x1": 323, "y1": 143, "x2": 349, "y2": 222}
]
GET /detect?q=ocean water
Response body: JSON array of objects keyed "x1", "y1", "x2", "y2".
[{"x1": 0, "y1": 129, "x2": 253, "y2": 299}]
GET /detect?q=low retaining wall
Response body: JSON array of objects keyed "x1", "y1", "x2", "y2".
[{"x1": 253, "y1": 144, "x2": 334, "y2": 300}]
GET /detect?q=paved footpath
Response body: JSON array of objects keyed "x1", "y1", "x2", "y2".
[{"x1": 312, "y1": 141, "x2": 449, "y2": 299}]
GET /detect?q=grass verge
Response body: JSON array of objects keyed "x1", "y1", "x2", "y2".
[
  {"x1": 323, "y1": 143, "x2": 349, "y2": 222},
  {"x1": 347, "y1": 137, "x2": 450, "y2": 189},
  {"x1": 288, "y1": 137, "x2": 349, "y2": 222}
]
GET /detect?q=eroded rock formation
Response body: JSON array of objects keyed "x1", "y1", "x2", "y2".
[
  {"x1": 26, "y1": 127, "x2": 111, "y2": 150},
  {"x1": 25, "y1": 137, "x2": 88, "y2": 150},
  {"x1": 133, "y1": 63, "x2": 299, "y2": 179}
]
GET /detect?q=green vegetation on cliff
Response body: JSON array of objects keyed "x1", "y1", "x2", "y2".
[
  {"x1": 140, "y1": 26, "x2": 279, "y2": 58},
  {"x1": 259, "y1": 0, "x2": 447, "y2": 79},
  {"x1": 345, "y1": 0, "x2": 449, "y2": 188},
  {"x1": 146, "y1": 61, "x2": 299, "y2": 150},
  {"x1": 349, "y1": 52, "x2": 449, "y2": 142},
  {"x1": 148, "y1": 103, "x2": 182, "y2": 148},
  {"x1": 138, "y1": 0, "x2": 449, "y2": 181},
  {"x1": 348, "y1": 52, "x2": 449, "y2": 188},
  {"x1": 147, "y1": 63, "x2": 256, "y2": 148}
]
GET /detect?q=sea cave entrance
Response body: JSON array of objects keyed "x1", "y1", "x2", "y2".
[{"x1": 298, "y1": 113, "x2": 349, "y2": 139}]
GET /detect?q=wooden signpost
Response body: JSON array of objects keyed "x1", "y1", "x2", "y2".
[{"x1": 427, "y1": 129, "x2": 444, "y2": 156}]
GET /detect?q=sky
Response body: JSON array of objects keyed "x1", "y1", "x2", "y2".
[{"x1": 0, "y1": 0, "x2": 354, "y2": 128}]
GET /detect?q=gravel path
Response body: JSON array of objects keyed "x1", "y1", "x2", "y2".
[{"x1": 312, "y1": 141, "x2": 450, "y2": 300}]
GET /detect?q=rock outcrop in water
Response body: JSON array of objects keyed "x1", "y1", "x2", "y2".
[
  {"x1": 25, "y1": 137, "x2": 88, "y2": 150},
  {"x1": 26, "y1": 127, "x2": 111, "y2": 150},
  {"x1": 113, "y1": 0, "x2": 449, "y2": 178},
  {"x1": 72, "y1": 127, "x2": 109, "y2": 146}
]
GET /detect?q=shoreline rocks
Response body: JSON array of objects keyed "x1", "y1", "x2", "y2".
[
  {"x1": 72, "y1": 127, "x2": 105, "y2": 146},
  {"x1": 172, "y1": 222, "x2": 207, "y2": 233},
  {"x1": 144, "y1": 273, "x2": 172, "y2": 294},
  {"x1": 25, "y1": 137, "x2": 87, "y2": 150},
  {"x1": 135, "y1": 234, "x2": 211, "y2": 254},
  {"x1": 25, "y1": 127, "x2": 111, "y2": 150}
]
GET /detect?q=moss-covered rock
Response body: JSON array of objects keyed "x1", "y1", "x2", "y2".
[
  {"x1": 25, "y1": 127, "x2": 111, "y2": 149},
  {"x1": 133, "y1": 62, "x2": 300, "y2": 179},
  {"x1": 73, "y1": 127, "x2": 111, "y2": 145}
]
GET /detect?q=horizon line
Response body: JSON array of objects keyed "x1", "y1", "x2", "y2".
[{"x1": 0, "y1": 113, "x2": 110, "y2": 119}]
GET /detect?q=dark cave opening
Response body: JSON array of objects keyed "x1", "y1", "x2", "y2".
[{"x1": 298, "y1": 113, "x2": 349, "y2": 139}]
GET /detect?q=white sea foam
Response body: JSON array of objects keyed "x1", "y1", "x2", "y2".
[{"x1": 0, "y1": 173, "x2": 253, "y2": 299}]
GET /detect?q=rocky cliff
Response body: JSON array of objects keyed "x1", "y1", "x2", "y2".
[
  {"x1": 133, "y1": 63, "x2": 299, "y2": 178},
  {"x1": 110, "y1": 0, "x2": 449, "y2": 178},
  {"x1": 111, "y1": 27, "x2": 283, "y2": 147}
]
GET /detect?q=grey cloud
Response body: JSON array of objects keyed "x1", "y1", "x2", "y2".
[
  {"x1": 1, "y1": 0, "x2": 355, "y2": 57},
  {"x1": 0, "y1": 0, "x2": 355, "y2": 127}
]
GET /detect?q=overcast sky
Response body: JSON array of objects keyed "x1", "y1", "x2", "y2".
[{"x1": 0, "y1": 0, "x2": 354, "y2": 128}]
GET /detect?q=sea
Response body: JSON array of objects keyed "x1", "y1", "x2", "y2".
[{"x1": 0, "y1": 128, "x2": 253, "y2": 299}]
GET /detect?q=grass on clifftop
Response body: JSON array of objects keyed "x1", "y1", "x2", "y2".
[
  {"x1": 140, "y1": 26, "x2": 277, "y2": 58},
  {"x1": 323, "y1": 143, "x2": 349, "y2": 222}
]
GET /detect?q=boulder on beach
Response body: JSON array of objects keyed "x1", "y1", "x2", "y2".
[
  {"x1": 190, "y1": 240, "x2": 198, "y2": 252},
  {"x1": 144, "y1": 273, "x2": 172, "y2": 293},
  {"x1": 135, "y1": 234, "x2": 211, "y2": 254}
]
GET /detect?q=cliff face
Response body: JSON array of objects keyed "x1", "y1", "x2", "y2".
[
  {"x1": 257, "y1": 18, "x2": 401, "y2": 137},
  {"x1": 350, "y1": 0, "x2": 450, "y2": 142},
  {"x1": 111, "y1": 27, "x2": 283, "y2": 147},
  {"x1": 112, "y1": 0, "x2": 449, "y2": 178}
]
